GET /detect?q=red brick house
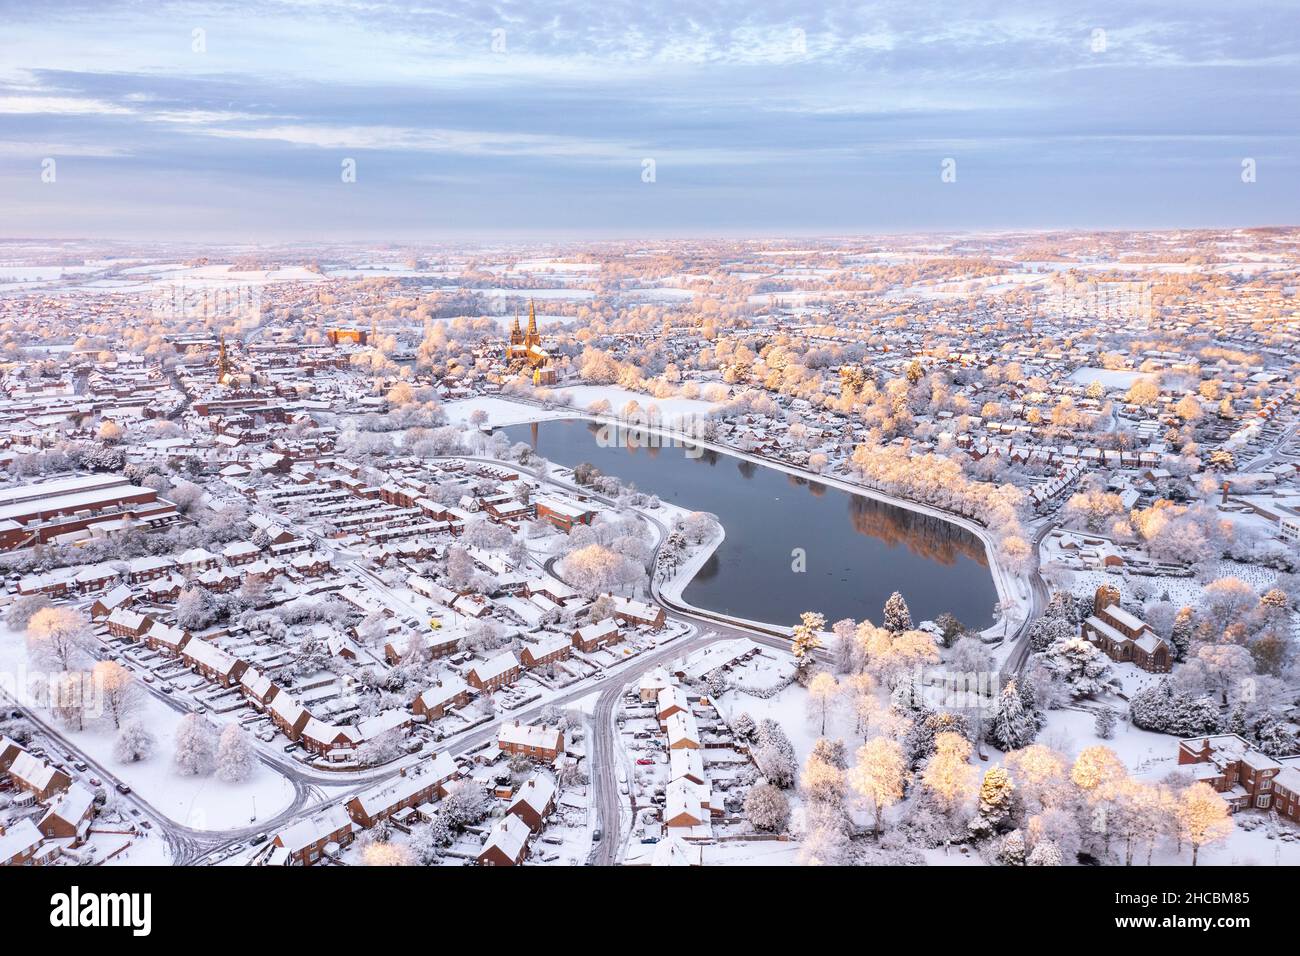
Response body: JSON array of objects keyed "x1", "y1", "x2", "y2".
[
  {"x1": 1178, "y1": 734, "x2": 1282, "y2": 812},
  {"x1": 466, "y1": 652, "x2": 520, "y2": 691},
  {"x1": 611, "y1": 596, "x2": 666, "y2": 630},
  {"x1": 520, "y1": 635, "x2": 571, "y2": 669},
  {"x1": 411, "y1": 676, "x2": 471, "y2": 720},
  {"x1": 7, "y1": 752, "x2": 72, "y2": 802},
  {"x1": 105, "y1": 607, "x2": 153, "y2": 641},
  {"x1": 498, "y1": 721, "x2": 565, "y2": 762},
  {"x1": 345, "y1": 754, "x2": 458, "y2": 828},
  {"x1": 506, "y1": 774, "x2": 557, "y2": 832},
  {"x1": 0, "y1": 819, "x2": 45, "y2": 866},
  {"x1": 270, "y1": 807, "x2": 354, "y2": 866},
  {"x1": 572, "y1": 618, "x2": 621, "y2": 653},
  {"x1": 477, "y1": 813, "x2": 532, "y2": 866}
]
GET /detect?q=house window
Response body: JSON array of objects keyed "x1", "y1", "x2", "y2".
[
  {"x1": 1259, "y1": 777, "x2": 1272, "y2": 791},
  {"x1": 1255, "y1": 795, "x2": 1271, "y2": 809}
]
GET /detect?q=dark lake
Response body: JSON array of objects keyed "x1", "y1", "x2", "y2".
[{"x1": 502, "y1": 419, "x2": 998, "y2": 631}]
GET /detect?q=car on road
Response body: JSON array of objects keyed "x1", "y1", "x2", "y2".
[
  {"x1": 283, "y1": 743, "x2": 298, "y2": 753},
  {"x1": 73, "y1": 761, "x2": 88, "y2": 772},
  {"x1": 592, "y1": 828, "x2": 602, "y2": 842},
  {"x1": 139, "y1": 820, "x2": 153, "y2": 830},
  {"x1": 636, "y1": 758, "x2": 654, "y2": 766},
  {"x1": 116, "y1": 783, "x2": 132, "y2": 794},
  {"x1": 89, "y1": 777, "x2": 101, "y2": 787},
  {"x1": 249, "y1": 834, "x2": 269, "y2": 846}
]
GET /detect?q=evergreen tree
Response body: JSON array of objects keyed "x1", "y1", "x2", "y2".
[
  {"x1": 1129, "y1": 678, "x2": 1221, "y2": 736},
  {"x1": 1043, "y1": 590, "x2": 1077, "y2": 623},
  {"x1": 969, "y1": 766, "x2": 1015, "y2": 840},
  {"x1": 1169, "y1": 607, "x2": 1194, "y2": 662},
  {"x1": 997, "y1": 828, "x2": 1028, "y2": 866},
  {"x1": 988, "y1": 678, "x2": 1040, "y2": 751},
  {"x1": 1094, "y1": 707, "x2": 1118, "y2": 740},
  {"x1": 883, "y1": 592, "x2": 913, "y2": 633}
]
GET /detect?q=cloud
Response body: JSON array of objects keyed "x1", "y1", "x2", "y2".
[{"x1": 0, "y1": 1, "x2": 1295, "y2": 235}]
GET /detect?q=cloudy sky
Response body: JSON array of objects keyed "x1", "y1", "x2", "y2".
[{"x1": 1, "y1": 1, "x2": 1296, "y2": 239}]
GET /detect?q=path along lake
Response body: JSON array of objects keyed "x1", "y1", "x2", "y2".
[{"x1": 503, "y1": 419, "x2": 999, "y2": 631}]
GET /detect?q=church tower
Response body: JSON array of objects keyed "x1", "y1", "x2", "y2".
[
  {"x1": 217, "y1": 335, "x2": 230, "y2": 381},
  {"x1": 525, "y1": 300, "x2": 539, "y2": 350}
]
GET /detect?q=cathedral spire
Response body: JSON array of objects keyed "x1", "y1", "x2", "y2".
[{"x1": 526, "y1": 299, "x2": 538, "y2": 345}]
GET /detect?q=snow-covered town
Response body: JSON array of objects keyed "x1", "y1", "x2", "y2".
[
  {"x1": 4, "y1": 8, "x2": 1300, "y2": 937},
  {"x1": 0, "y1": 229, "x2": 1297, "y2": 876}
]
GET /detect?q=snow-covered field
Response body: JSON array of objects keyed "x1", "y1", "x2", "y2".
[
  {"x1": 0, "y1": 625, "x2": 295, "y2": 831},
  {"x1": 1068, "y1": 367, "x2": 1142, "y2": 390},
  {"x1": 548, "y1": 385, "x2": 724, "y2": 423},
  {"x1": 442, "y1": 396, "x2": 576, "y2": 429}
]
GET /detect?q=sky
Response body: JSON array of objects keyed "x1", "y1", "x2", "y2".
[{"x1": 0, "y1": 1, "x2": 1296, "y2": 239}]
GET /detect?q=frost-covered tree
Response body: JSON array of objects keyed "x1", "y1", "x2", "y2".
[
  {"x1": 5, "y1": 594, "x2": 52, "y2": 630},
  {"x1": 1094, "y1": 707, "x2": 1118, "y2": 740},
  {"x1": 1026, "y1": 839, "x2": 1063, "y2": 866},
  {"x1": 997, "y1": 828, "x2": 1028, "y2": 865},
  {"x1": 848, "y1": 737, "x2": 908, "y2": 835},
  {"x1": 1035, "y1": 637, "x2": 1119, "y2": 700},
  {"x1": 26, "y1": 606, "x2": 92, "y2": 672},
  {"x1": 805, "y1": 671, "x2": 838, "y2": 734},
  {"x1": 987, "y1": 679, "x2": 1041, "y2": 751},
  {"x1": 408, "y1": 820, "x2": 446, "y2": 863},
  {"x1": 175, "y1": 586, "x2": 219, "y2": 631},
  {"x1": 921, "y1": 732, "x2": 977, "y2": 817},
  {"x1": 1070, "y1": 745, "x2": 1126, "y2": 797},
  {"x1": 882, "y1": 591, "x2": 912, "y2": 633},
  {"x1": 114, "y1": 719, "x2": 156, "y2": 763},
  {"x1": 92, "y1": 660, "x2": 142, "y2": 729},
  {"x1": 797, "y1": 801, "x2": 851, "y2": 866},
  {"x1": 174, "y1": 713, "x2": 219, "y2": 776},
  {"x1": 744, "y1": 782, "x2": 790, "y2": 832},
  {"x1": 790, "y1": 611, "x2": 825, "y2": 676},
  {"x1": 1129, "y1": 678, "x2": 1221, "y2": 736},
  {"x1": 441, "y1": 779, "x2": 491, "y2": 829},
  {"x1": 52, "y1": 671, "x2": 90, "y2": 731},
  {"x1": 800, "y1": 750, "x2": 846, "y2": 807},
  {"x1": 1005, "y1": 744, "x2": 1069, "y2": 816},
  {"x1": 216, "y1": 723, "x2": 256, "y2": 783},
  {"x1": 1027, "y1": 614, "x2": 1074, "y2": 652},
  {"x1": 830, "y1": 618, "x2": 856, "y2": 673},
  {"x1": 1177, "y1": 782, "x2": 1233, "y2": 866},
  {"x1": 753, "y1": 719, "x2": 798, "y2": 789},
  {"x1": 969, "y1": 766, "x2": 1015, "y2": 840}
]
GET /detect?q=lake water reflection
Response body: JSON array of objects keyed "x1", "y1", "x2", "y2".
[{"x1": 503, "y1": 419, "x2": 998, "y2": 630}]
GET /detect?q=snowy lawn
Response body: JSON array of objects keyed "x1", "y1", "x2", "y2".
[{"x1": 0, "y1": 625, "x2": 295, "y2": 831}]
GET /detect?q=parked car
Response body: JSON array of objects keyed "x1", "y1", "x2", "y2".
[
  {"x1": 636, "y1": 758, "x2": 654, "y2": 766},
  {"x1": 116, "y1": 783, "x2": 132, "y2": 795}
]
